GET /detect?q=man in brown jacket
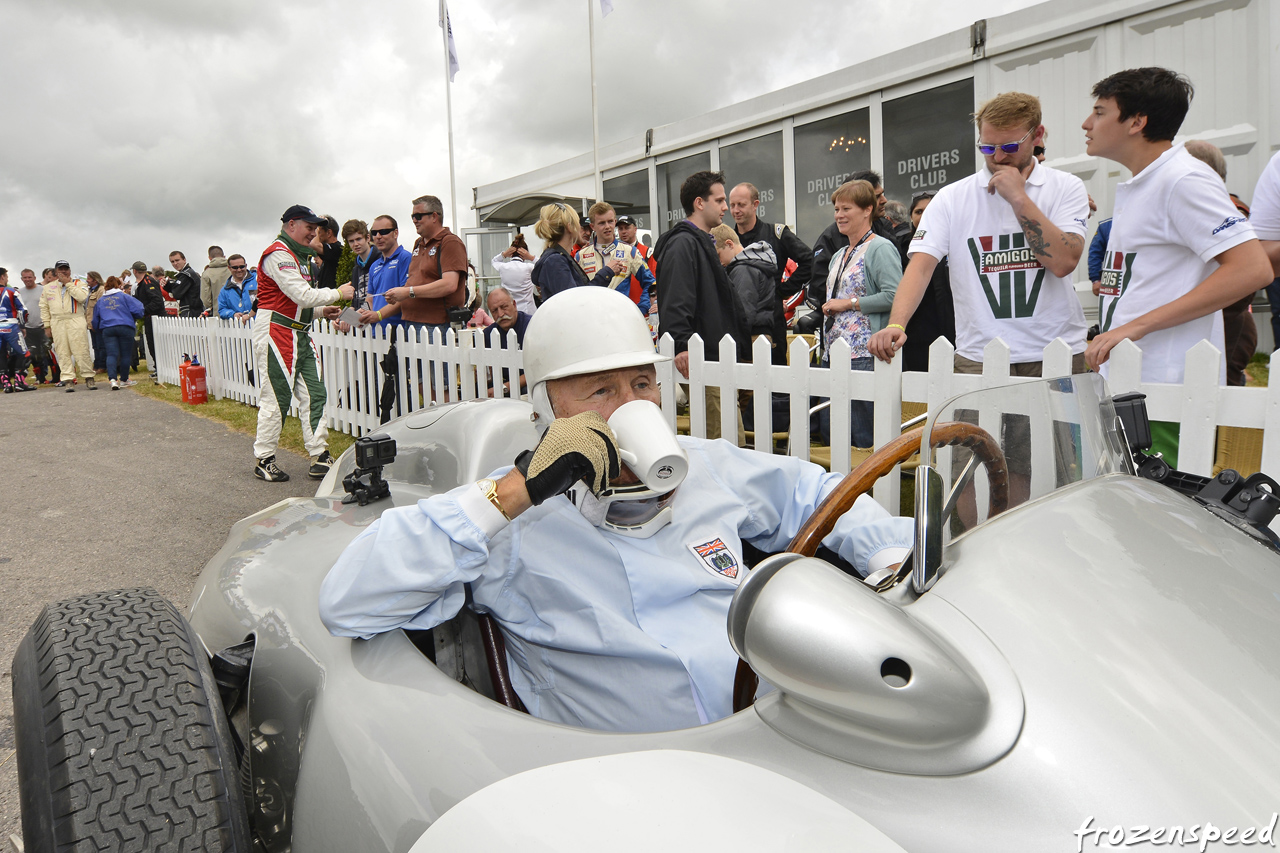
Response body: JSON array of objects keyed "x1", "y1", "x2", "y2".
[{"x1": 384, "y1": 194, "x2": 468, "y2": 402}]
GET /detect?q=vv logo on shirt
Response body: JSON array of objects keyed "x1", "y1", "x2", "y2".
[
  {"x1": 967, "y1": 233, "x2": 1046, "y2": 320},
  {"x1": 1099, "y1": 251, "x2": 1137, "y2": 332}
]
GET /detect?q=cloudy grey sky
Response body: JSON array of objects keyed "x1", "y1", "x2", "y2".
[{"x1": 0, "y1": 0, "x2": 1040, "y2": 277}]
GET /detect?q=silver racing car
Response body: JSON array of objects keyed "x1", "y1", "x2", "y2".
[{"x1": 13, "y1": 374, "x2": 1280, "y2": 852}]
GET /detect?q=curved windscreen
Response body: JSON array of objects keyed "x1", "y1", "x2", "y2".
[{"x1": 920, "y1": 374, "x2": 1129, "y2": 539}]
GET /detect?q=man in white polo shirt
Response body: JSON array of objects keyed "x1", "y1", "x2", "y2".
[
  {"x1": 1249, "y1": 150, "x2": 1280, "y2": 275},
  {"x1": 869, "y1": 91, "x2": 1089, "y2": 376},
  {"x1": 1082, "y1": 67, "x2": 1271, "y2": 465}
]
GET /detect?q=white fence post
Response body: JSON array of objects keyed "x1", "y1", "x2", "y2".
[{"x1": 1179, "y1": 341, "x2": 1223, "y2": 477}]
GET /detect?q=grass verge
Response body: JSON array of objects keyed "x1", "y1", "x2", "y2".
[{"x1": 128, "y1": 367, "x2": 355, "y2": 460}]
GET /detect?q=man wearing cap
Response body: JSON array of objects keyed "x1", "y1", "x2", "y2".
[
  {"x1": 618, "y1": 214, "x2": 658, "y2": 328},
  {"x1": 251, "y1": 205, "x2": 354, "y2": 482},
  {"x1": 40, "y1": 261, "x2": 95, "y2": 390},
  {"x1": 319, "y1": 286, "x2": 911, "y2": 733},
  {"x1": 131, "y1": 261, "x2": 167, "y2": 383}
]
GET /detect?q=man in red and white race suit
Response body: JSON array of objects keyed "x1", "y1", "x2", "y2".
[{"x1": 252, "y1": 206, "x2": 353, "y2": 482}]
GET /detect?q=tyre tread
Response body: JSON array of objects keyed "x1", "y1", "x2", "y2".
[{"x1": 14, "y1": 588, "x2": 249, "y2": 853}]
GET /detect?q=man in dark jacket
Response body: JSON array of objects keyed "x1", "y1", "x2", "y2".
[
  {"x1": 131, "y1": 260, "x2": 167, "y2": 383},
  {"x1": 652, "y1": 170, "x2": 748, "y2": 442},
  {"x1": 729, "y1": 182, "x2": 812, "y2": 364},
  {"x1": 806, "y1": 170, "x2": 895, "y2": 306},
  {"x1": 167, "y1": 251, "x2": 204, "y2": 316}
]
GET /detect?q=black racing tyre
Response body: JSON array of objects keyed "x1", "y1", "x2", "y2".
[{"x1": 12, "y1": 588, "x2": 252, "y2": 853}]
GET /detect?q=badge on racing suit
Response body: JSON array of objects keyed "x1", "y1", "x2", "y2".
[{"x1": 687, "y1": 537, "x2": 741, "y2": 582}]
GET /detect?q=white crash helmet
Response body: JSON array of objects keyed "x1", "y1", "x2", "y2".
[
  {"x1": 522, "y1": 287, "x2": 681, "y2": 538},
  {"x1": 522, "y1": 286, "x2": 669, "y2": 430}
]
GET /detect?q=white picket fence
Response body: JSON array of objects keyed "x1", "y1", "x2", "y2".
[
  {"x1": 151, "y1": 317, "x2": 1279, "y2": 514},
  {"x1": 151, "y1": 317, "x2": 524, "y2": 437}
]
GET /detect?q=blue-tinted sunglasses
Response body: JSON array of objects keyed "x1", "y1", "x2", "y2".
[{"x1": 976, "y1": 128, "x2": 1033, "y2": 156}]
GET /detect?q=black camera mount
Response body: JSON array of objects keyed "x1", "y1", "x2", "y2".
[{"x1": 342, "y1": 434, "x2": 398, "y2": 506}]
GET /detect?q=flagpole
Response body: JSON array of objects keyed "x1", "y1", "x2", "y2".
[
  {"x1": 441, "y1": 0, "x2": 459, "y2": 228},
  {"x1": 588, "y1": 0, "x2": 603, "y2": 205}
]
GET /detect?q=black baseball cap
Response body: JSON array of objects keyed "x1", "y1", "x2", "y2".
[
  {"x1": 131, "y1": 261, "x2": 148, "y2": 272},
  {"x1": 54, "y1": 260, "x2": 70, "y2": 269},
  {"x1": 580, "y1": 215, "x2": 591, "y2": 227},
  {"x1": 617, "y1": 215, "x2": 636, "y2": 226},
  {"x1": 281, "y1": 205, "x2": 325, "y2": 225}
]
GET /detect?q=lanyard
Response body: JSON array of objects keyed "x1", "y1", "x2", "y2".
[{"x1": 831, "y1": 229, "x2": 874, "y2": 300}]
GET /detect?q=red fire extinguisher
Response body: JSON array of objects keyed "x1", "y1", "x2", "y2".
[
  {"x1": 186, "y1": 355, "x2": 208, "y2": 405},
  {"x1": 179, "y1": 354, "x2": 192, "y2": 403}
]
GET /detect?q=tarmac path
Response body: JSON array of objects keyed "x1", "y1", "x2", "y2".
[{"x1": 0, "y1": 385, "x2": 319, "y2": 849}]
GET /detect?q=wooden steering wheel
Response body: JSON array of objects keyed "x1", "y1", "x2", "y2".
[{"x1": 731, "y1": 421, "x2": 1009, "y2": 713}]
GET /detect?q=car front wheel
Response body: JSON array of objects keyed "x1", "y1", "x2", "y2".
[{"x1": 12, "y1": 588, "x2": 252, "y2": 853}]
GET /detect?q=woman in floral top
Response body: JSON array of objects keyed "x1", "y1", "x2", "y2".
[{"x1": 819, "y1": 180, "x2": 903, "y2": 448}]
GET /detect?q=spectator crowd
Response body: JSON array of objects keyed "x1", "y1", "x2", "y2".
[{"x1": 6, "y1": 66, "x2": 1280, "y2": 478}]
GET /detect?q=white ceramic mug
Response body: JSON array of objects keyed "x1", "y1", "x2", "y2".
[{"x1": 607, "y1": 400, "x2": 689, "y2": 493}]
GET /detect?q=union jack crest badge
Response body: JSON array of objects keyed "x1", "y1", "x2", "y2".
[{"x1": 688, "y1": 537, "x2": 740, "y2": 581}]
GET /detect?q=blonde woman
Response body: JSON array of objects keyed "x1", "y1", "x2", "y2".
[{"x1": 529, "y1": 202, "x2": 622, "y2": 301}]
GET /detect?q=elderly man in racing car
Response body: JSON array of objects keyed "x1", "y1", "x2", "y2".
[{"x1": 320, "y1": 287, "x2": 911, "y2": 733}]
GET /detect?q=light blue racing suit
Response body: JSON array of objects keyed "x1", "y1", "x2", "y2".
[{"x1": 320, "y1": 436, "x2": 912, "y2": 733}]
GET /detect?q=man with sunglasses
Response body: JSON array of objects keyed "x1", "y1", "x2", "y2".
[
  {"x1": 216, "y1": 255, "x2": 256, "y2": 323},
  {"x1": 361, "y1": 215, "x2": 412, "y2": 423},
  {"x1": 869, "y1": 91, "x2": 1089, "y2": 380},
  {"x1": 383, "y1": 195, "x2": 468, "y2": 404}
]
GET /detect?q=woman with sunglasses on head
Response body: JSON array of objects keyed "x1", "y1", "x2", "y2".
[
  {"x1": 530, "y1": 202, "x2": 624, "y2": 302},
  {"x1": 817, "y1": 179, "x2": 903, "y2": 449}
]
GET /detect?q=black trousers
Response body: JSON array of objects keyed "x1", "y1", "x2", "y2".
[{"x1": 23, "y1": 326, "x2": 50, "y2": 380}]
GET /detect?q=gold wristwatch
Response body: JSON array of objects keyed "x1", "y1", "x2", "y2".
[{"x1": 477, "y1": 478, "x2": 511, "y2": 521}]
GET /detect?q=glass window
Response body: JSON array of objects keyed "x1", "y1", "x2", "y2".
[
  {"x1": 718, "y1": 132, "x2": 785, "y2": 227},
  {"x1": 655, "y1": 151, "x2": 711, "y2": 236},
  {"x1": 793, "y1": 109, "x2": 871, "y2": 244},
  {"x1": 603, "y1": 169, "x2": 652, "y2": 231},
  {"x1": 882, "y1": 78, "x2": 975, "y2": 207}
]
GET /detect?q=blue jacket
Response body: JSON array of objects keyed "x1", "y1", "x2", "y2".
[
  {"x1": 1088, "y1": 219, "x2": 1113, "y2": 283},
  {"x1": 217, "y1": 273, "x2": 257, "y2": 319},
  {"x1": 531, "y1": 244, "x2": 613, "y2": 301},
  {"x1": 368, "y1": 246, "x2": 412, "y2": 330},
  {"x1": 92, "y1": 290, "x2": 145, "y2": 330}
]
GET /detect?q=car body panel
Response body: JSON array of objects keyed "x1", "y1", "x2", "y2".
[{"x1": 184, "y1": 398, "x2": 1280, "y2": 853}]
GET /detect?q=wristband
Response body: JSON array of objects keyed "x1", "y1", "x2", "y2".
[
  {"x1": 887, "y1": 323, "x2": 906, "y2": 333},
  {"x1": 375, "y1": 309, "x2": 383, "y2": 321}
]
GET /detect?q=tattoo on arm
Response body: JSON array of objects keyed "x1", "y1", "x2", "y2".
[
  {"x1": 1018, "y1": 215, "x2": 1051, "y2": 260},
  {"x1": 1062, "y1": 233, "x2": 1085, "y2": 254}
]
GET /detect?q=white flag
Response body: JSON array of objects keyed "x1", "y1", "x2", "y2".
[
  {"x1": 600, "y1": 0, "x2": 615, "y2": 16},
  {"x1": 439, "y1": 0, "x2": 460, "y2": 82}
]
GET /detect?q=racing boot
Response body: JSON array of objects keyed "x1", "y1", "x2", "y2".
[
  {"x1": 308, "y1": 450, "x2": 335, "y2": 480},
  {"x1": 14, "y1": 375, "x2": 32, "y2": 392},
  {"x1": 1, "y1": 375, "x2": 11, "y2": 394},
  {"x1": 254, "y1": 455, "x2": 290, "y2": 482}
]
